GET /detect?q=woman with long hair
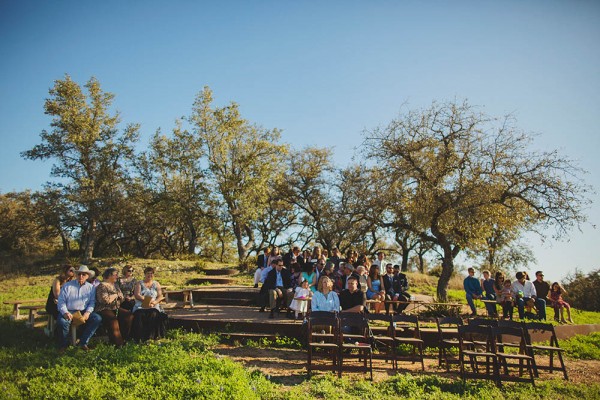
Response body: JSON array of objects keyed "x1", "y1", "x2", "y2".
[{"x1": 45, "y1": 265, "x2": 75, "y2": 320}]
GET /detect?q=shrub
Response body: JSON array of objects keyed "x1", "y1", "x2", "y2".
[{"x1": 564, "y1": 269, "x2": 600, "y2": 312}]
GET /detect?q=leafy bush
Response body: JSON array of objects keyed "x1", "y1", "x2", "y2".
[
  {"x1": 561, "y1": 332, "x2": 600, "y2": 360},
  {"x1": 564, "y1": 269, "x2": 600, "y2": 312}
]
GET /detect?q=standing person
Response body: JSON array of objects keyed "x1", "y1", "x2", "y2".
[
  {"x1": 532, "y1": 271, "x2": 552, "y2": 319},
  {"x1": 312, "y1": 276, "x2": 340, "y2": 312},
  {"x1": 257, "y1": 259, "x2": 277, "y2": 312},
  {"x1": 262, "y1": 260, "x2": 293, "y2": 319},
  {"x1": 117, "y1": 265, "x2": 137, "y2": 311},
  {"x1": 464, "y1": 267, "x2": 483, "y2": 317},
  {"x1": 45, "y1": 265, "x2": 75, "y2": 320},
  {"x1": 372, "y1": 251, "x2": 385, "y2": 269},
  {"x1": 56, "y1": 265, "x2": 102, "y2": 352},
  {"x1": 549, "y1": 282, "x2": 574, "y2": 324},
  {"x1": 498, "y1": 279, "x2": 514, "y2": 320},
  {"x1": 289, "y1": 279, "x2": 312, "y2": 320},
  {"x1": 132, "y1": 267, "x2": 168, "y2": 341},
  {"x1": 393, "y1": 264, "x2": 411, "y2": 313},
  {"x1": 96, "y1": 268, "x2": 134, "y2": 346},
  {"x1": 383, "y1": 263, "x2": 400, "y2": 314},
  {"x1": 480, "y1": 270, "x2": 497, "y2": 317},
  {"x1": 511, "y1": 271, "x2": 546, "y2": 320}
]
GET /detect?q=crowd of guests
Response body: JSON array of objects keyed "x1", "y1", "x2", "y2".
[
  {"x1": 464, "y1": 267, "x2": 574, "y2": 323},
  {"x1": 254, "y1": 247, "x2": 412, "y2": 319},
  {"x1": 45, "y1": 264, "x2": 168, "y2": 353}
]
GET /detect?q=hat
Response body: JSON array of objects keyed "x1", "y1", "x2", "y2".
[{"x1": 75, "y1": 265, "x2": 95, "y2": 278}]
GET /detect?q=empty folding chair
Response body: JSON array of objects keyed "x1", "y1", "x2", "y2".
[
  {"x1": 306, "y1": 311, "x2": 339, "y2": 377},
  {"x1": 436, "y1": 316, "x2": 465, "y2": 371},
  {"x1": 367, "y1": 313, "x2": 396, "y2": 370},
  {"x1": 491, "y1": 325, "x2": 536, "y2": 386},
  {"x1": 457, "y1": 324, "x2": 498, "y2": 385},
  {"x1": 338, "y1": 313, "x2": 373, "y2": 379},
  {"x1": 392, "y1": 314, "x2": 425, "y2": 371},
  {"x1": 524, "y1": 322, "x2": 568, "y2": 380}
]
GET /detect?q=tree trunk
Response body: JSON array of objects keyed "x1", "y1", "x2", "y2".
[
  {"x1": 401, "y1": 248, "x2": 410, "y2": 272},
  {"x1": 188, "y1": 223, "x2": 197, "y2": 255},
  {"x1": 436, "y1": 243, "x2": 461, "y2": 302},
  {"x1": 82, "y1": 218, "x2": 97, "y2": 264}
]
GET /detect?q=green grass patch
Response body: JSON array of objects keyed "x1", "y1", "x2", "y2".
[{"x1": 560, "y1": 332, "x2": 600, "y2": 360}]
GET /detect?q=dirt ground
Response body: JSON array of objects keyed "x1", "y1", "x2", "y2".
[{"x1": 213, "y1": 344, "x2": 600, "y2": 386}]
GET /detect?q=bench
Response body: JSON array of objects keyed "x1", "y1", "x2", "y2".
[
  {"x1": 164, "y1": 289, "x2": 194, "y2": 307},
  {"x1": 20, "y1": 304, "x2": 45, "y2": 328},
  {"x1": 3, "y1": 298, "x2": 46, "y2": 320}
]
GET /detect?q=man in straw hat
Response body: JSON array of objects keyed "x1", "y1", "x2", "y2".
[{"x1": 56, "y1": 265, "x2": 102, "y2": 352}]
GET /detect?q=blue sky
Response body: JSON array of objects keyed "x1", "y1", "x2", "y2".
[{"x1": 0, "y1": 1, "x2": 598, "y2": 282}]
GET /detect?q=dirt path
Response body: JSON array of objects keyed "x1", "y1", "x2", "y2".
[{"x1": 213, "y1": 344, "x2": 600, "y2": 386}]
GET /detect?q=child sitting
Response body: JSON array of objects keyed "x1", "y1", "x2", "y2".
[
  {"x1": 550, "y1": 282, "x2": 574, "y2": 324},
  {"x1": 289, "y1": 279, "x2": 312, "y2": 320},
  {"x1": 498, "y1": 279, "x2": 514, "y2": 320}
]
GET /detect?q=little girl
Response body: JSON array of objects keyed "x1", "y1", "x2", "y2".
[
  {"x1": 550, "y1": 282, "x2": 574, "y2": 324},
  {"x1": 498, "y1": 279, "x2": 514, "y2": 320},
  {"x1": 289, "y1": 279, "x2": 312, "y2": 320}
]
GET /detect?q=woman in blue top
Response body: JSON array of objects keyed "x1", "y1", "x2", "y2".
[
  {"x1": 301, "y1": 262, "x2": 317, "y2": 293},
  {"x1": 366, "y1": 264, "x2": 386, "y2": 313},
  {"x1": 311, "y1": 276, "x2": 340, "y2": 312}
]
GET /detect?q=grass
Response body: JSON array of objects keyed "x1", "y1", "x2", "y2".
[
  {"x1": 561, "y1": 332, "x2": 600, "y2": 360},
  {"x1": 1, "y1": 319, "x2": 599, "y2": 400}
]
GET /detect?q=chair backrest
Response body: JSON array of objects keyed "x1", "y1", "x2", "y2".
[
  {"x1": 458, "y1": 324, "x2": 493, "y2": 348},
  {"x1": 491, "y1": 326, "x2": 527, "y2": 352},
  {"x1": 468, "y1": 318, "x2": 498, "y2": 328},
  {"x1": 392, "y1": 313, "x2": 420, "y2": 338},
  {"x1": 498, "y1": 320, "x2": 524, "y2": 329},
  {"x1": 437, "y1": 316, "x2": 463, "y2": 339},
  {"x1": 308, "y1": 312, "x2": 339, "y2": 334},
  {"x1": 339, "y1": 312, "x2": 369, "y2": 331},
  {"x1": 524, "y1": 322, "x2": 559, "y2": 347},
  {"x1": 366, "y1": 313, "x2": 392, "y2": 324}
]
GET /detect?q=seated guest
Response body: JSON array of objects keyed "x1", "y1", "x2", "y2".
[
  {"x1": 262, "y1": 259, "x2": 293, "y2": 319},
  {"x1": 258, "y1": 259, "x2": 278, "y2": 312},
  {"x1": 87, "y1": 267, "x2": 101, "y2": 287},
  {"x1": 366, "y1": 264, "x2": 386, "y2": 313},
  {"x1": 96, "y1": 268, "x2": 134, "y2": 347},
  {"x1": 45, "y1": 264, "x2": 75, "y2": 320},
  {"x1": 549, "y1": 282, "x2": 574, "y2": 324},
  {"x1": 533, "y1": 271, "x2": 552, "y2": 319},
  {"x1": 312, "y1": 276, "x2": 340, "y2": 312},
  {"x1": 117, "y1": 265, "x2": 137, "y2": 311},
  {"x1": 394, "y1": 264, "x2": 412, "y2": 313},
  {"x1": 511, "y1": 271, "x2": 546, "y2": 320},
  {"x1": 132, "y1": 267, "x2": 168, "y2": 341},
  {"x1": 480, "y1": 270, "x2": 497, "y2": 317},
  {"x1": 464, "y1": 267, "x2": 482, "y2": 316},
  {"x1": 339, "y1": 276, "x2": 366, "y2": 313},
  {"x1": 254, "y1": 247, "x2": 270, "y2": 288},
  {"x1": 289, "y1": 279, "x2": 312, "y2": 320},
  {"x1": 356, "y1": 266, "x2": 368, "y2": 294},
  {"x1": 56, "y1": 265, "x2": 102, "y2": 352}
]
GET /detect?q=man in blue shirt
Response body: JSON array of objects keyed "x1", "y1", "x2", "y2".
[
  {"x1": 464, "y1": 267, "x2": 483, "y2": 317},
  {"x1": 56, "y1": 265, "x2": 102, "y2": 352}
]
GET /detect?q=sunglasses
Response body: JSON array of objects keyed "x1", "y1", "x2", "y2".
[{"x1": 126, "y1": 269, "x2": 133, "y2": 273}]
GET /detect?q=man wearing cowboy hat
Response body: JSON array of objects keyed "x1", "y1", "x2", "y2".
[{"x1": 56, "y1": 265, "x2": 102, "y2": 352}]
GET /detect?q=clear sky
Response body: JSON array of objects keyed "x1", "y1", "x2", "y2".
[{"x1": 0, "y1": 1, "x2": 598, "y2": 282}]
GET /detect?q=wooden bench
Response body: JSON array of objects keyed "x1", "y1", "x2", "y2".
[
  {"x1": 164, "y1": 289, "x2": 194, "y2": 307},
  {"x1": 3, "y1": 298, "x2": 46, "y2": 320},
  {"x1": 20, "y1": 304, "x2": 45, "y2": 328}
]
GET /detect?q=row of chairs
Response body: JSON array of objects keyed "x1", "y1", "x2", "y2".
[
  {"x1": 307, "y1": 312, "x2": 425, "y2": 379},
  {"x1": 437, "y1": 317, "x2": 568, "y2": 386}
]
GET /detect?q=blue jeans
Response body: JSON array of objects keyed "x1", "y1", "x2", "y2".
[
  {"x1": 57, "y1": 311, "x2": 102, "y2": 348},
  {"x1": 516, "y1": 297, "x2": 546, "y2": 320},
  {"x1": 465, "y1": 293, "x2": 479, "y2": 314},
  {"x1": 484, "y1": 294, "x2": 497, "y2": 316}
]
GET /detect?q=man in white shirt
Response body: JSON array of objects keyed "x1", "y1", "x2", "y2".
[{"x1": 511, "y1": 271, "x2": 546, "y2": 320}]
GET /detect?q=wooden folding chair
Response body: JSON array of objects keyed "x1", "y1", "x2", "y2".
[
  {"x1": 436, "y1": 316, "x2": 464, "y2": 371},
  {"x1": 392, "y1": 314, "x2": 425, "y2": 371},
  {"x1": 457, "y1": 324, "x2": 499, "y2": 385},
  {"x1": 491, "y1": 326, "x2": 536, "y2": 386},
  {"x1": 367, "y1": 313, "x2": 396, "y2": 370},
  {"x1": 338, "y1": 313, "x2": 373, "y2": 380},
  {"x1": 524, "y1": 322, "x2": 568, "y2": 380},
  {"x1": 307, "y1": 311, "x2": 339, "y2": 377}
]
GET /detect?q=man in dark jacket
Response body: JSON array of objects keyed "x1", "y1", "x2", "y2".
[{"x1": 261, "y1": 260, "x2": 293, "y2": 318}]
